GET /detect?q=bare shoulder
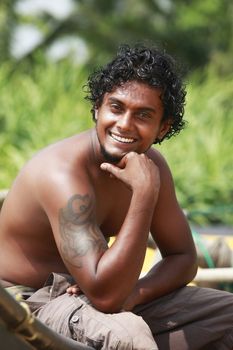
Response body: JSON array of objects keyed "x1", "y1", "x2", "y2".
[
  {"x1": 30, "y1": 132, "x2": 93, "y2": 205},
  {"x1": 146, "y1": 146, "x2": 178, "y2": 207},
  {"x1": 146, "y1": 146, "x2": 167, "y2": 163},
  {"x1": 146, "y1": 146, "x2": 173, "y2": 182},
  {"x1": 4, "y1": 131, "x2": 92, "y2": 219}
]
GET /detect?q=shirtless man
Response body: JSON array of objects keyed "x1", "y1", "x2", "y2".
[{"x1": 0, "y1": 44, "x2": 233, "y2": 350}]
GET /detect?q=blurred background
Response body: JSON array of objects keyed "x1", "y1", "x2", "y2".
[{"x1": 0, "y1": 0, "x2": 233, "y2": 228}]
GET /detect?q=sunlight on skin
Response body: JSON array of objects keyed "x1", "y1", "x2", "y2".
[{"x1": 108, "y1": 237, "x2": 156, "y2": 273}]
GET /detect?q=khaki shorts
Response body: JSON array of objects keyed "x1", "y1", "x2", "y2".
[
  {"x1": 26, "y1": 273, "x2": 157, "y2": 350},
  {"x1": 22, "y1": 273, "x2": 233, "y2": 350}
]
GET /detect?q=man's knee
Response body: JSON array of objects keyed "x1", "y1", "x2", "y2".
[
  {"x1": 69, "y1": 302, "x2": 158, "y2": 349},
  {"x1": 35, "y1": 294, "x2": 158, "y2": 349},
  {"x1": 107, "y1": 311, "x2": 158, "y2": 350}
]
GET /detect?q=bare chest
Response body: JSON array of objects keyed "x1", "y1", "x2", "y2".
[{"x1": 94, "y1": 178, "x2": 132, "y2": 238}]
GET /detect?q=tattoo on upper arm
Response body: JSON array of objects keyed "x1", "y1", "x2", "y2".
[{"x1": 59, "y1": 194, "x2": 108, "y2": 268}]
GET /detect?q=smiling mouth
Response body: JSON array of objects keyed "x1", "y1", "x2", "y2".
[{"x1": 110, "y1": 132, "x2": 136, "y2": 144}]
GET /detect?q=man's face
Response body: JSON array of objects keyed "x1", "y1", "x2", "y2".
[{"x1": 95, "y1": 81, "x2": 170, "y2": 163}]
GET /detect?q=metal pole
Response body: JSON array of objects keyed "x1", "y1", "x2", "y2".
[
  {"x1": 194, "y1": 267, "x2": 233, "y2": 283},
  {"x1": 0, "y1": 285, "x2": 94, "y2": 350}
]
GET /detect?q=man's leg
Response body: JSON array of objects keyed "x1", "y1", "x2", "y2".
[
  {"x1": 133, "y1": 286, "x2": 233, "y2": 350},
  {"x1": 25, "y1": 273, "x2": 157, "y2": 349}
]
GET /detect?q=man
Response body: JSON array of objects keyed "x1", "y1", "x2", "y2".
[{"x1": 0, "y1": 44, "x2": 233, "y2": 349}]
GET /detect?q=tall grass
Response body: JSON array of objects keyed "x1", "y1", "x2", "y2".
[
  {"x1": 0, "y1": 61, "x2": 232, "y2": 225},
  {"x1": 159, "y1": 66, "x2": 233, "y2": 225},
  {"x1": 0, "y1": 60, "x2": 92, "y2": 187}
]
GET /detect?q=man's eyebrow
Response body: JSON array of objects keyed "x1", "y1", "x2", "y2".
[{"x1": 108, "y1": 97, "x2": 123, "y2": 104}]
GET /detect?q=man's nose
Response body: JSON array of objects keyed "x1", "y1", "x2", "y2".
[{"x1": 116, "y1": 112, "x2": 133, "y2": 131}]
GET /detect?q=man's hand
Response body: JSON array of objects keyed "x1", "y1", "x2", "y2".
[
  {"x1": 100, "y1": 152, "x2": 160, "y2": 196},
  {"x1": 67, "y1": 284, "x2": 83, "y2": 296}
]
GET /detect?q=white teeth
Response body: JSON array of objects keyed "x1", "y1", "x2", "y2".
[{"x1": 111, "y1": 133, "x2": 135, "y2": 143}]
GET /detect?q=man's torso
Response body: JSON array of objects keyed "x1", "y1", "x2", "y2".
[{"x1": 0, "y1": 129, "x2": 139, "y2": 288}]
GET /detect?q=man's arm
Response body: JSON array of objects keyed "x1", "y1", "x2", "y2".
[
  {"x1": 122, "y1": 151, "x2": 198, "y2": 310},
  {"x1": 41, "y1": 152, "x2": 159, "y2": 312}
]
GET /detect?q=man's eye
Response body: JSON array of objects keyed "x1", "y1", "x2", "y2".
[
  {"x1": 110, "y1": 104, "x2": 122, "y2": 112},
  {"x1": 138, "y1": 112, "x2": 150, "y2": 119}
]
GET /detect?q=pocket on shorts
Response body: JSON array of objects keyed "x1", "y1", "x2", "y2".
[
  {"x1": 36, "y1": 293, "x2": 85, "y2": 337},
  {"x1": 68, "y1": 305, "x2": 106, "y2": 349},
  {"x1": 68, "y1": 303, "x2": 137, "y2": 350}
]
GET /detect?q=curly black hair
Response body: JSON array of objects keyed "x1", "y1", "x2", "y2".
[{"x1": 85, "y1": 44, "x2": 187, "y2": 143}]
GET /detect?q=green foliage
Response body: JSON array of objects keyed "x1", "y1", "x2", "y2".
[
  {"x1": 0, "y1": 0, "x2": 17, "y2": 61},
  {"x1": 171, "y1": 0, "x2": 233, "y2": 70},
  {"x1": 159, "y1": 65, "x2": 233, "y2": 225},
  {"x1": 0, "y1": 59, "x2": 92, "y2": 187},
  {"x1": 1, "y1": 0, "x2": 232, "y2": 74}
]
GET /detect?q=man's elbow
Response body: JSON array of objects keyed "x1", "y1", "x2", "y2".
[
  {"x1": 186, "y1": 251, "x2": 198, "y2": 283},
  {"x1": 188, "y1": 262, "x2": 198, "y2": 283},
  {"x1": 88, "y1": 294, "x2": 124, "y2": 313}
]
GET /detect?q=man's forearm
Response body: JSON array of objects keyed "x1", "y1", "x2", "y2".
[
  {"x1": 92, "y1": 190, "x2": 157, "y2": 311},
  {"x1": 123, "y1": 252, "x2": 198, "y2": 310},
  {"x1": 61, "y1": 189, "x2": 157, "y2": 313},
  {"x1": 60, "y1": 153, "x2": 161, "y2": 312}
]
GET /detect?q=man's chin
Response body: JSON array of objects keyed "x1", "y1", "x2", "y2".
[{"x1": 100, "y1": 145, "x2": 124, "y2": 164}]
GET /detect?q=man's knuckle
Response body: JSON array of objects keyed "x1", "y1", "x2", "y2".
[{"x1": 128, "y1": 151, "x2": 136, "y2": 157}]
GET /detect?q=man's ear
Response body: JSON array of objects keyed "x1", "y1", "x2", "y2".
[
  {"x1": 157, "y1": 119, "x2": 172, "y2": 141},
  {"x1": 94, "y1": 109, "x2": 98, "y2": 121}
]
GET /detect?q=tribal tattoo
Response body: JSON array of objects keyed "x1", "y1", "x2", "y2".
[{"x1": 59, "y1": 194, "x2": 108, "y2": 268}]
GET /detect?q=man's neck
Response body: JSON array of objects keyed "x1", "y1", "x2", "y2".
[{"x1": 89, "y1": 128, "x2": 105, "y2": 167}]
